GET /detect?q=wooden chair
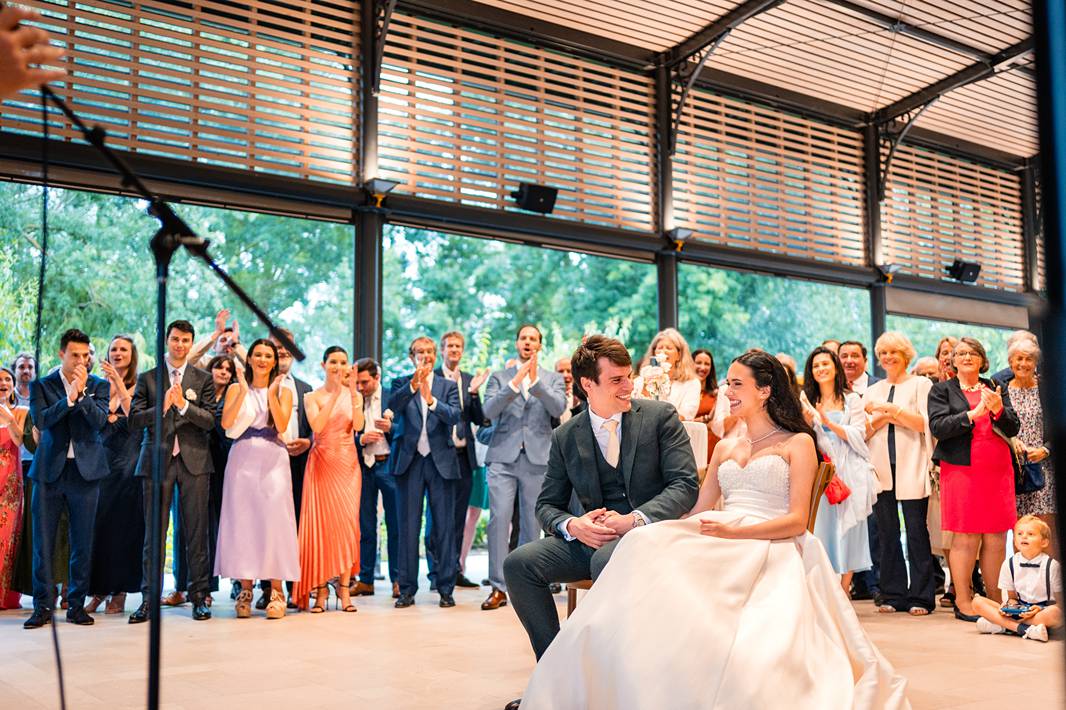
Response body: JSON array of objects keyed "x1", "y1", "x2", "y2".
[{"x1": 566, "y1": 460, "x2": 838, "y2": 617}]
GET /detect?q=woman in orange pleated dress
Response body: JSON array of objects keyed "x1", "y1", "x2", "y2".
[{"x1": 294, "y1": 346, "x2": 364, "y2": 613}]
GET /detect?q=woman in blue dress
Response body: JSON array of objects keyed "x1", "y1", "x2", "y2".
[{"x1": 801, "y1": 346, "x2": 879, "y2": 595}]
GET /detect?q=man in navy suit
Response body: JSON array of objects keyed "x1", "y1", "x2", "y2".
[
  {"x1": 24, "y1": 329, "x2": 110, "y2": 629},
  {"x1": 389, "y1": 336, "x2": 461, "y2": 609}
]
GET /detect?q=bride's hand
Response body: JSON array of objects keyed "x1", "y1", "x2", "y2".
[{"x1": 699, "y1": 519, "x2": 738, "y2": 539}]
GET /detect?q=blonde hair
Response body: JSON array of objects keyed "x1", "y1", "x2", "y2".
[
  {"x1": 1016, "y1": 515, "x2": 1052, "y2": 541},
  {"x1": 642, "y1": 328, "x2": 696, "y2": 382},
  {"x1": 874, "y1": 331, "x2": 917, "y2": 367}
]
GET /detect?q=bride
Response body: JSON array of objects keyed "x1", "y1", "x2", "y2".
[{"x1": 519, "y1": 350, "x2": 910, "y2": 709}]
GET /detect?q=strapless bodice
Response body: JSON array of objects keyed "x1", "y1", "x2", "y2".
[{"x1": 718, "y1": 454, "x2": 791, "y2": 520}]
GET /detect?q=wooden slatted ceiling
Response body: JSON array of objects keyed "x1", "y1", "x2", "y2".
[
  {"x1": 712, "y1": 0, "x2": 973, "y2": 112},
  {"x1": 471, "y1": 0, "x2": 736, "y2": 52},
  {"x1": 673, "y1": 87, "x2": 866, "y2": 265},
  {"x1": 916, "y1": 69, "x2": 1038, "y2": 158},
  {"x1": 378, "y1": 12, "x2": 656, "y2": 231},
  {"x1": 0, "y1": 0, "x2": 359, "y2": 184},
  {"x1": 882, "y1": 145, "x2": 1024, "y2": 291},
  {"x1": 849, "y1": 0, "x2": 1031, "y2": 55}
]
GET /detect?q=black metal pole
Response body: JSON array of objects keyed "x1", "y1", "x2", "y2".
[
  {"x1": 355, "y1": 209, "x2": 384, "y2": 361},
  {"x1": 1032, "y1": 3, "x2": 1066, "y2": 676}
]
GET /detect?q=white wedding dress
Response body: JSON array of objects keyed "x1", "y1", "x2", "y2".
[{"x1": 519, "y1": 455, "x2": 911, "y2": 710}]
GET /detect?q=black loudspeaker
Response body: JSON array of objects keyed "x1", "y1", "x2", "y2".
[
  {"x1": 945, "y1": 259, "x2": 981, "y2": 284},
  {"x1": 511, "y1": 183, "x2": 558, "y2": 214}
]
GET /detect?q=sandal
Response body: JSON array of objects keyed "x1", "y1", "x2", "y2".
[
  {"x1": 876, "y1": 604, "x2": 897, "y2": 614},
  {"x1": 908, "y1": 607, "x2": 930, "y2": 616},
  {"x1": 939, "y1": 591, "x2": 956, "y2": 608}
]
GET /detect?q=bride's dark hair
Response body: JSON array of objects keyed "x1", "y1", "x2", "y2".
[{"x1": 732, "y1": 349, "x2": 818, "y2": 445}]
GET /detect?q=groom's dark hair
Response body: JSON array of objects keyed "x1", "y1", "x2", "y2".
[{"x1": 571, "y1": 335, "x2": 631, "y2": 401}]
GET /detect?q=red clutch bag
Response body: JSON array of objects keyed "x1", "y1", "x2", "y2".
[{"x1": 825, "y1": 475, "x2": 852, "y2": 505}]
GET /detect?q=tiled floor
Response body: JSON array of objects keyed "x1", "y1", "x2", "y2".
[{"x1": 1, "y1": 555, "x2": 1062, "y2": 709}]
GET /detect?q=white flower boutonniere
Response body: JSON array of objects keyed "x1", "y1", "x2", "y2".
[{"x1": 185, "y1": 388, "x2": 197, "y2": 402}]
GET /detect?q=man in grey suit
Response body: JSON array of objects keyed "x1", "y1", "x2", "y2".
[
  {"x1": 481, "y1": 324, "x2": 567, "y2": 610},
  {"x1": 503, "y1": 335, "x2": 698, "y2": 665}
]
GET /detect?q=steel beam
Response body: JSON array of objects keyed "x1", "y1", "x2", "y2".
[
  {"x1": 870, "y1": 283, "x2": 887, "y2": 377},
  {"x1": 657, "y1": 251, "x2": 679, "y2": 330},
  {"x1": 1021, "y1": 161, "x2": 1042, "y2": 293},
  {"x1": 358, "y1": 0, "x2": 385, "y2": 360},
  {"x1": 665, "y1": 0, "x2": 785, "y2": 67},
  {"x1": 863, "y1": 123, "x2": 884, "y2": 264}
]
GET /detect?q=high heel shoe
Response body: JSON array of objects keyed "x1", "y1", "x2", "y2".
[
  {"x1": 265, "y1": 589, "x2": 286, "y2": 619},
  {"x1": 310, "y1": 585, "x2": 329, "y2": 614},
  {"x1": 105, "y1": 593, "x2": 127, "y2": 614},
  {"x1": 952, "y1": 603, "x2": 979, "y2": 622},
  {"x1": 84, "y1": 595, "x2": 106, "y2": 614}
]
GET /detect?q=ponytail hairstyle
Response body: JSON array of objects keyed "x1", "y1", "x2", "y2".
[{"x1": 732, "y1": 349, "x2": 819, "y2": 448}]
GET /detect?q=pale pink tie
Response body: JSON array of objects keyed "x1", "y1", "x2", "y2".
[
  {"x1": 171, "y1": 368, "x2": 181, "y2": 456},
  {"x1": 603, "y1": 419, "x2": 619, "y2": 467}
]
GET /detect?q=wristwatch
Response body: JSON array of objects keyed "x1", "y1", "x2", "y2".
[{"x1": 632, "y1": 514, "x2": 647, "y2": 529}]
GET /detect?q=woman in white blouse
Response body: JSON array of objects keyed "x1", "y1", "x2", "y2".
[
  {"x1": 862, "y1": 331, "x2": 936, "y2": 616},
  {"x1": 632, "y1": 328, "x2": 701, "y2": 420}
]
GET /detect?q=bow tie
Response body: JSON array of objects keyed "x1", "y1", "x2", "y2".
[{"x1": 1020, "y1": 562, "x2": 1042, "y2": 568}]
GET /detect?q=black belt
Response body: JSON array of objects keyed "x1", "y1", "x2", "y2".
[{"x1": 374, "y1": 454, "x2": 388, "y2": 462}]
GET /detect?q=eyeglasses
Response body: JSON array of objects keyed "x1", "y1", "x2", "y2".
[{"x1": 954, "y1": 351, "x2": 978, "y2": 359}]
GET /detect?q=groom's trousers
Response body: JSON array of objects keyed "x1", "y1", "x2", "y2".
[{"x1": 504, "y1": 535, "x2": 621, "y2": 659}]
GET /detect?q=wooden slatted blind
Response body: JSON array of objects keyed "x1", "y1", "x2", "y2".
[
  {"x1": 1, "y1": 0, "x2": 359, "y2": 184},
  {"x1": 673, "y1": 88, "x2": 866, "y2": 265},
  {"x1": 882, "y1": 146, "x2": 1024, "y2": 291},
  {"x1": 377, "y1": 13, "x2": 655, "y2": 231}
]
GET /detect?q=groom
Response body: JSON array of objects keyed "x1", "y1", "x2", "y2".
[{"x1": 503, "y1": 335, "x2": 699, "y2": 666}]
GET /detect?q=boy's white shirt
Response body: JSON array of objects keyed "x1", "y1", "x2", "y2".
[{"x1": 998, "y1": 552, "x2": 1062, "y2": 603}]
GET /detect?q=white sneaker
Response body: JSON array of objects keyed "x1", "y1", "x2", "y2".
[
  {"x1": 1023, "y1": 623, "x2": 1049, "y2": 642},
  {"x1": 976, "y1": 618, "x2": 1004, "y2": 634}
]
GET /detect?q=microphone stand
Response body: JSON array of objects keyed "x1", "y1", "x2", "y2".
[{"x1": 39, "y1": 85, "x2": 305, "y2": 710}]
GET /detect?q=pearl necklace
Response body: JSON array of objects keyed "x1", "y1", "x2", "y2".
[
  {"x1": 959, "y1": 381, "x2": 983, "y2": 392},
  {"x1": 746, "y1": 427, "x2": 781, "y2": 445}
]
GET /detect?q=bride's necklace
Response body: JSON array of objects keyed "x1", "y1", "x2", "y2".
[{"x1": 745, "y1": 427, "x2": 781, "y2": 445}]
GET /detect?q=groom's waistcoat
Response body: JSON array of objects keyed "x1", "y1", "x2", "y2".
[{"x1": 593, "y1": 443, "x2": 632, "y2": 515}]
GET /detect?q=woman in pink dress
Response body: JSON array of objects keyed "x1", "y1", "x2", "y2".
[
  {"x1": 0, "y1": 366, "x2": 28, "y2": 609},
  {"x1": 928, "y1": 336, "x2": 1020, "y2": 621},
  {"x1": 216, "y1": 339, "x2": 298, "y2": 620},
  {"x1": 293, "y1": 346, "x2": 364, "y2": 612}
]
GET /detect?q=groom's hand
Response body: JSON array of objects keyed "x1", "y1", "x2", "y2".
[
  {"x1": 567, "y1": 508, "x2": 618, "y2": 549},
  {"x1": 598, "y1": 511, "x2": 636, "y2": 537}
]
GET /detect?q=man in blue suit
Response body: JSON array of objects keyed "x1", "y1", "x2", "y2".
[
  {"x1": 389, "y1": 336, "x2": 461, "y2": 609},
  {"x1": 24, "y1": 329, "x2": 110, "y2": 629},
  {"x1": 481, "y1": 324, "x2": 567, "y2": 611}
]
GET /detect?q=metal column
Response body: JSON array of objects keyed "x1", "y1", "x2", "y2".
[
  {"x1": 655, "y1": 64, "x2": 679, "y2": 330},
  {"x1": 357, "y1": 0, "x2": 384, "y2": 361}
]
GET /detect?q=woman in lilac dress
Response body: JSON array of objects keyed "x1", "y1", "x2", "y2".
[{"x1": 215, "y1": 339, "x2": 298, "y2": 620}]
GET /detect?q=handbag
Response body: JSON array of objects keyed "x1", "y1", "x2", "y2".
[
  {"x1": 825, "y1": 474, "x2": 852, "y2": 504},
  {"x1": 1009, "y1": 436, "x2": 1047, "y2": 494}
]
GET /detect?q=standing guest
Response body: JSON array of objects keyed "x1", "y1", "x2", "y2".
[
  {"x1": 432, "y1": 331, "x2": 487, "y2": 590},
  {"x1": 294, "y1": 346, "x2": 363, "y2": 613},
  {"x1": 801, "y1": 348, "x2": 877, "y2": 594},
  {"x1": 482, "y1": 325, "x2": 566, "y2": 611},
  {"x1": 0, "y1": 366, "x2": 28, "y2": 609},
  {"x1": 912, "y1": 357, "x2": 939, "y2": 380},
  {"x1": 258, "y1": 329, "x2": 312, "y2": 610},
  {"x1": 390, "y1": 336, "x2": 461, "y2": 609},
  {"x1": 127, "y1": 320, "x2": 216, "y2": 624},
  {"x1": 352, "y1": 358, "x2": 400, "y2": 599},
  {"x1": 633, "y1": 328, "x2": 701, "y2": 420},
  {"x1": 461, "y1": 431, "x2": 491, "y2": 583},
  {"x1": 776, "y1": 353, "x2": 802, "y2": 398},
  {"x1": 553, "y1": 357, "x2": 584, "y2": 425},
  {"x1": 837, "y1": 340, "x2": 881, "y2": 602},
  {"x1": 691, "y1": 348, "x2": 721, "y2": 462},
  {"x1": 205, "y1": 355, "x2": 236, "y2": 601},
  {"x1": 0, "y1": 3, "x2": 65, "y2": 100},
  {"x1": 216, "y1": 339, "x2": 298, "y2": 619},
  {"x1": 1006, "y1": 339, "x2": 1055, "y2": 555},
  {"x1": 928, "y1": 337, "x2": 1019, "y2": 621},
  {"x1": 863, "y1": 331, "x2": 936, "y2": 616},
  {"x1": 24, "y1": 329, "x2": 110, "y2": 630},
  {"x1": 189, "y1": 309, "x2": 247, "y2": 369},
  {"x1": 11, "y1": 353, "x2": 35, "y2": 409},
  {"x1": 992, "y1": 330, "x2": 1039, "y2": 387},
  {"x1": 936, "y1": 336, "x2": 959, "y2": 383},
  {"x1": 822, "y1": 339, "x2": 841, "y2": 355},
  {"x1": 838, "y1": 341, "x2": 881, "y2": 395},
  {"x1": 85, "y1": 335, "x2": 143, "y2": 615}
]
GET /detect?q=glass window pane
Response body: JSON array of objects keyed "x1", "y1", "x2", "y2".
[{"x1": 885, "y1": 314, "x2": 1016, "y2": 374}]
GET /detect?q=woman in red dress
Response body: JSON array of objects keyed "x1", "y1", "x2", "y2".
[
  {"x1": 0, "y1": 366, "x2": 28, "y2": 609},
  {"x1": 928, "y1": 337, "x2": 1020, "y2": 621},
  {"x1": 692, "y1": 349, "x2": 720, "y2": 465}
]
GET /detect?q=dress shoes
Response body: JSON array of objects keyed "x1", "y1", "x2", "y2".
[
  {"x1": 392, "y1": 582, "x2": 400, "y2": 599},
  {"x1": 161, "y1": 590, "x2": 186, "y2": 607},
  {"x1": 23, "y1": 608, "x2": 53, "y2": 629},
  {"x1": 952, "y1": 603, "x2": 980, "y2": 623},
  {"x1": 191, "y1": 598, "x2": 212, "y2": 621},
  {"x1": 394, "y1": 593, "x2": 416, "y2": 608},
  {"x1": 128, "y1": 601, "x2": 150, "y2": 624},
  {"x1": 504, "y1": 699, "x2": 522, "y2": 710},
  {"x1": 255, "y1": 592, "x2": 270, "y2": 610},
  {"x1": 351, "y1": 581, "x2": 376, "y2": 596},
  {"x1": 548, "y1": 583, "x2": 562, "y2": 594},
  {"x1": 66, "y1": 606, "x2": 94, "y2": 625},
  {"x1": 481, "y1": 589, "x2": 508, "y2": 611},
  {"x1": 439, "y1": 593, "x2": 456, "y2": 608},
  {"x1": 455, "y1": 573, "x2": 479, "y2": 588}
]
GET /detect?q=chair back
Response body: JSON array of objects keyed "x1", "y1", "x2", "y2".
[{"x1": 807, "y1": 461, "x2": 835, "y2": 533}]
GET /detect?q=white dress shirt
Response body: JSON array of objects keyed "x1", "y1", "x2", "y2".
[
  {"x1": 559, "y1": 391, "x2": 575, "y2": 424},
  {"x1": 412, "y1": 372, "x2": 438, "y2": 456},
  {"x1": 279, "y1": 372, "x2": 300, "y2": 444},
  {"x1": 58, "y1": 369, "x2": 79, "y2": 459},
  {"x1": 849, "y1": 372, "x2": 870, "y2": 395},
  {"x1": 166, "y1": 358, "x2": 191, "y2": 455},
  {"x1": 999, "y1": 552, "x2": 1062, "y2": 604},
  {"x1": 441, "y1": 363, "x2": 467, "y2": 447},
  {"x1": 361, "y1": 386, "x2": 391, "y2": 466}
]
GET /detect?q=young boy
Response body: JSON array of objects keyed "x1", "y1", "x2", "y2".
[{"x1": 973, "y1": 515, "x2": 1062, "y2": 642}]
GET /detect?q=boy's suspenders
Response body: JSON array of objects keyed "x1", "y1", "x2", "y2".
[{"x1": 1008, "y1": 556, "x2": 1054, "y2": 603}]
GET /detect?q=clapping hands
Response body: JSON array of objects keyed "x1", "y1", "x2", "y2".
[
  {"x1": 980, "y1": 385, "x2": 1003, "y2": 416},
  {"x1": 468, "y1": 368, "x2": 489, "y2": 393},
  {"x1": 510, "y1": 352, "x2": 537, "y2": 389}
]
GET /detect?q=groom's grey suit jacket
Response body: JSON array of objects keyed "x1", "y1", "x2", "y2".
[{"x1": 536, "y1": 399, "x2": 699, "y2": 536}]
